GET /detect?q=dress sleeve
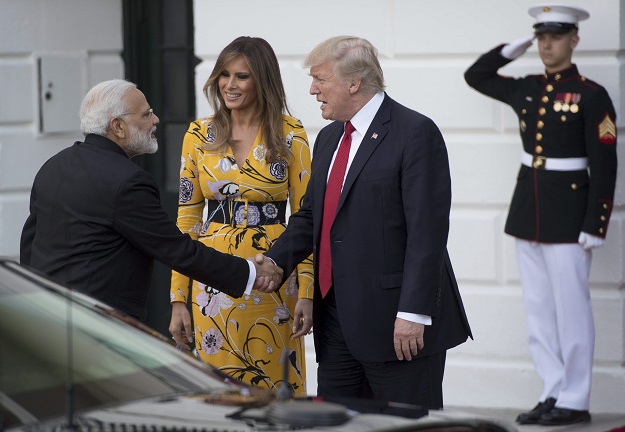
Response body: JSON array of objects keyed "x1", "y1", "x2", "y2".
[
  {"x1": 464, "y1": 44, "x2": 520, "y2": 106},
  {"x1": 286, "y1": 118, "x2": 314, "y2": 300},
  {"x1": 170, "y1": 120, "x2": 208, "y2": 304}
]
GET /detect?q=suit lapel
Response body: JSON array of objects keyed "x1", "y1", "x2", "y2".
[{"x1": 336, "y1": 96, "x2": 392, "y2": 213}]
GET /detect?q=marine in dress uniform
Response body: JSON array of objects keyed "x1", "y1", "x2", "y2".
[{"x1": 464, "y1": 4, "x2": 617, "y2": 427}]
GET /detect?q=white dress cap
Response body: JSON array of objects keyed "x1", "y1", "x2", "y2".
[{"x1": 528, "y1": 4, "x2": 589, "y2": 34}]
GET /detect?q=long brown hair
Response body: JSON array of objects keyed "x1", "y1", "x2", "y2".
[{"x1": 203, "y1": 36, "x2": 291, "y2": 162}]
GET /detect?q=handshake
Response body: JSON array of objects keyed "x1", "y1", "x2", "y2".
[{"x1": 250, "y1": 253, "x2": 283, "y2": 293}]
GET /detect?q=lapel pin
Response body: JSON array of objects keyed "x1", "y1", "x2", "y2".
[{"x1": 371, "y1": 133, "x2": 378, "y2": 139}]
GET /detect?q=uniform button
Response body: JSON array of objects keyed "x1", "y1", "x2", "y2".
[
  {"x1": 539, "y1": 107, "x2": 546, "y2": 115},
  {"x1": 555, "y1": 73, "x2": 561, "y2": 80},
  {"x1": 603, "y1": 203, "x2": 609, "y2": 209},
  {"x1": 601, "y1": 215, "x2": 607, "y2": 221},
  {"x1": 522, "y1": 109, "x2": 527, "y2": 114},
  {"x1": 537, "y1": 121, "x2": 544, "y2": 129},
  {"x1": 546, "y1": 84, "x2": 554, "y2": 92},
  {"x1": 536, "y1": 133, "x2": 543, "y2": 141},
  {"x1": 536, "y1": 145, "x2": 543, "y2": 154},
  {"x1": 561, "y1": 115, "x2": 567, "y2": 121},
  {"x1": 599, "y1": 228, "x2": 605, "y2": 234},
  {"x1": 542, "y1": 96, "x2": 549, "y2": 103},
  {"x1": 571, "y1": 183, "x2": 577, "y2": 190}
]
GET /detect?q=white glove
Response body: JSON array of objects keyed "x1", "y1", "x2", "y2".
[
  {"x1": 578, "y1": 232, "x2": 605, "y2": 250},
  {"x1": 501, "y1": 35, "x2": 535, "y2": 60}
]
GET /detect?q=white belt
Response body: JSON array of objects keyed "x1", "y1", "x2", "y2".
[{"x1": 521, "y1": 152, "x2": 588, "y2": 171}]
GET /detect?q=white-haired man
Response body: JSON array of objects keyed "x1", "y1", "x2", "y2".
[{"x1": 21, "y1": 79, "x2": 281, "y2": 322}]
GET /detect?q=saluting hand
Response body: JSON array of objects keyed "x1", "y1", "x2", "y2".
[{"x1": 501, "y1": 34, "x2": 535, "y2": 60}]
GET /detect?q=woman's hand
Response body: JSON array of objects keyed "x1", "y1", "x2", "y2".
[
  {"x1": 169, "y1": 301, "x2": 193, "y2": 350},
  {"x1": 292, "y1": 298, "x2": 313, "y2": 338}
]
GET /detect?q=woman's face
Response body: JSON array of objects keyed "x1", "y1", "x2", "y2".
[{"x1": 218, "y1": 56, "x2": 257, "y2": 113}]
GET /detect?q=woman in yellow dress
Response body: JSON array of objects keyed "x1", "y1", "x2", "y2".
[{"x1": 169, "y1": 36, "x2": 313, "y2": 395}]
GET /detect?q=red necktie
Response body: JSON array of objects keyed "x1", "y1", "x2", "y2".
[{"x1": 319, "y1": 121, "x2": 355, "y2": 298}]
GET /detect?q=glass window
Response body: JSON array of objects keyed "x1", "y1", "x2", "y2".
[{"x1": 0, "y1": 263, "x2": 231, "y2": 426}]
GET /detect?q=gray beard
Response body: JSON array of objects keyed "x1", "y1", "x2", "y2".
[{"x1": 125, "y1": 125, "x2": 158, "y2": 157}]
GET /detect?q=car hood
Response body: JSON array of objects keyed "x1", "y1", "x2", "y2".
[{"x1": 21, "y1": 392, "x2": 430, "y2": 432}]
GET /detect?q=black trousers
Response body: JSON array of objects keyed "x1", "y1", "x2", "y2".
[{"x1": 316, "y1": 288, "x2": 446, "y2": 409}]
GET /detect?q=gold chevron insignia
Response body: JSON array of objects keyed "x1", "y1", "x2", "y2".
[{"x1": 598, "y1": 114, "x2": 616, "y2": 144}]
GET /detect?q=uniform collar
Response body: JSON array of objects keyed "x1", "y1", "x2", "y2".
[{"x1": 543, "y1": 64, "x2": 579, "y2": 83}]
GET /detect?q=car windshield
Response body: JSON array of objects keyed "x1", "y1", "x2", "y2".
[{"x1": 0, "y1": 261, "x2": 236, "y2": 426}]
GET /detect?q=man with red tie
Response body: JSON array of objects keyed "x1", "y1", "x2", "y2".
[{"x1": 259, "y1": 36, "x2": 471, "y2": 409}]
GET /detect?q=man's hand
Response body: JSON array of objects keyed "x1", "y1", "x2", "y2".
[
  {"x1": 251, "y1": 253, "x2": 283, "y2": 293},
  {"x1": 169, "y1": 301, "x2": 193, "y2": 351},
  {"x1": 394, "y1": 318, "x2": 425, "y2": 361},
  {"x1": 501, "y1": 35, "x2": 535, "y2": 60},
  {"x1": 578, "y1": 231, "x2": 606, "y2": 250},
  {"x1": 292, "y1": 298, "x2": 313, "y2": 338}
]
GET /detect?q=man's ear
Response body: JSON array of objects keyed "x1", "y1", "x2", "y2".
[
  {"x1": 349, "y1": 78, "x2": 362, "y2": 95},
  {"x1": 109, "y1": 117, "x2": 126, "y2": 139},
  {"x1": 571, "y1": 34, "x2": 580, "y2": 49}
]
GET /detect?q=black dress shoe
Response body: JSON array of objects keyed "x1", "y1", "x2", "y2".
[
  {"x1": 538, "y1": 407, "x2": 591, "y2": 425},
  {"x1": 515, "y1": 397, "x2": 556, "y2": 424}
]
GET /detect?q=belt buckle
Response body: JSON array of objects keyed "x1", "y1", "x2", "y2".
[
  {"x1": 532, "y1": 155, "x2": 546, "y2": 170},
  {"x1": 232, "y1": 197, "x2": 248, "y2": 228}
]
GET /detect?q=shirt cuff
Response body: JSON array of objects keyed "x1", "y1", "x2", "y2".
[
  {"x1": 397, "y1": 311, "x2": 432, "y2": 326},
  {"x1": 244, "y1": 260, "x2": 255, "y2": 295}
]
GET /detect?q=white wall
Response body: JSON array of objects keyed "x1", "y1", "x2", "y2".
[
  {"x1": 193, "y1": 0, "x2": 625, "y2": 414},
  {"x1": 0, "y1": 0, "x2": 124, "y2": 258},
  {"x1": 0, "y1": 0, "x2": 622, "y2": 415}
]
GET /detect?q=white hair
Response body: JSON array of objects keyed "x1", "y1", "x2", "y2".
[{"x1": 79, "y1": 79, "x2": 137, "y2": 136}]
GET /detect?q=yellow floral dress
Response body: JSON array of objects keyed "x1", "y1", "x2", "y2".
[{"x1": 170, "y1": 115, "x2": 313, "y2": 395}]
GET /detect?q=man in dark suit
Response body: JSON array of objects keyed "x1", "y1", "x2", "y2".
[
  {"x1": 20, "y1": 79, "x2": 281, "y2": 324},
  {"x1": 257, "y1": 36, "x2": 471, "y2": 409}
]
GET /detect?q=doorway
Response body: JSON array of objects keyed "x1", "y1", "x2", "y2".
[{"x1": 122, "y1": 0, "x2": 199, "y2": 336}]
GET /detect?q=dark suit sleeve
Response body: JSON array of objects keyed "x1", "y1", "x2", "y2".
[
  {"x1": 266, "y1": 178, "x2": 315, "y2": 277},
  {"x1": 265, "y1": 134, "x2": 320, "y2": 276},
  {"x1": 20, "y1": 182, "x2": 37, "y2": 266},
  {"x1": 399, "y1": 117, "x2": 452, "y2": 316},
  {"x1": 113, "y1": 170, "x2": 249, "y2": 298}
]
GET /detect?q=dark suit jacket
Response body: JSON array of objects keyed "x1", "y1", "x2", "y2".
[
  {"x1": 20, "y1": 134, "x2": 249, "y2": 320},
  {"x1": 267, "y1": 94, "x2": 472, "y2": 362}
]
